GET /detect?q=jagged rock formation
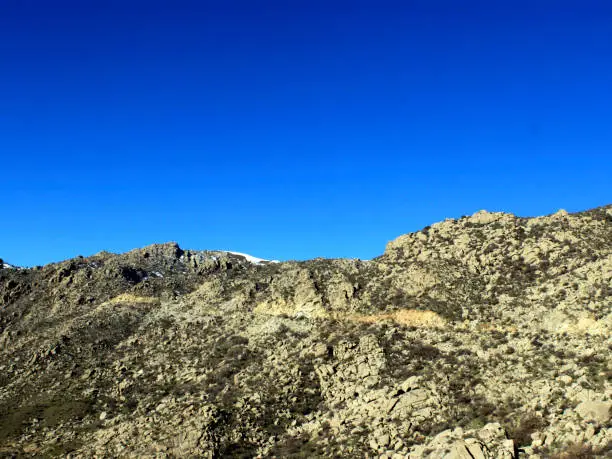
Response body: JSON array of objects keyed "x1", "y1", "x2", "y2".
[{"x1": 0, "y1": 205, "x2": 611, "y2": 458}]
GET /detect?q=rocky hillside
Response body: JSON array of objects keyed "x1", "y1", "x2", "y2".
[{"x1": 0, "y1": 206, "x2": 610, "y2": 458}]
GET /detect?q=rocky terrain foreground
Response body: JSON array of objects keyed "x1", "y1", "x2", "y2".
[{"x1": 0, "y1": 206, "x2": 611, "y2": 458}]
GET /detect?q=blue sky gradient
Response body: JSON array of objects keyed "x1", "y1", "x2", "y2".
[{"x1": 1, "y1": 1, "x2": 611, "y2": 266}]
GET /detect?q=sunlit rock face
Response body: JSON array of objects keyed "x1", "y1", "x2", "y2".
[{"x1": 0, "y1": 205, "x2": 610, "y2": 457}]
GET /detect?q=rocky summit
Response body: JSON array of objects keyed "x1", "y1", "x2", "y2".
[{"x1": 0, "y1": 206, "x2": 611, "y2": 458}]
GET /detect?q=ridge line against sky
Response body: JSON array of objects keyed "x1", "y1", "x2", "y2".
[{"x1": 1, "y1": 0, "x2": 611, "y2": 266}]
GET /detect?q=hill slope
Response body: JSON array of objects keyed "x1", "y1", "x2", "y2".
[{"x1": 1, "y1": 206, "x2": 611, "y2": 458}]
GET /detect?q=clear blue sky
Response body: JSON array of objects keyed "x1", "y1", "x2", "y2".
[{"x1": 1, "y1": 1, "x2": 610, "y2": 266}]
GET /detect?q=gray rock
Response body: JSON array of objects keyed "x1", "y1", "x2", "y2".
[{"x1": 575, "y1": 400, "x2": 612, "y2": 424}]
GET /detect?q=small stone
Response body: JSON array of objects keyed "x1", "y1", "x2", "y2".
[
  {"x1": 584, "y1": 423, "x2": 596, "y2": 440},
  {"x1": 557, "y1": 374, "x2": 572, "y2": 384},
  {"x1": 99, "y1": 412, "x2": 107, "y2": 421},
  {"x1": 377, "y1": 434, "x2": 390, "y2": 448}
]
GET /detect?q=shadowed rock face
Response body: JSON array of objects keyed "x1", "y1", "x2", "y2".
[{"x1": 0, "y1": 206, "x2": 611, "y2": 458}]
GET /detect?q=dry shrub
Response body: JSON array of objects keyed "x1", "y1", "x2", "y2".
[
  {"x1": 505, "y1": 412, "x2": 546, "y2": 447},
  {"x1": 101, "y1": 293, "x2": 160, "y2": 307}
]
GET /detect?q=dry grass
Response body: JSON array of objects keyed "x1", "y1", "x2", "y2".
[
  {"x1": 350, "y1": 309, "x2": 446, "y2": 328},
  {"x1": 253, "y1": 298, "x2": 328, "y2": 319},
  {"x1": 251, "y1": 303, "x2": 447, "y2": 329}
]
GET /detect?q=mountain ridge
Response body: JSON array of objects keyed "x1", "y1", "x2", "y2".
[
  {"x1": 5, "y1": 205, "x2": 610, "y2": 270},
  {"x1": 0, "y1": 204, "x2": 610, "y2": 458}
]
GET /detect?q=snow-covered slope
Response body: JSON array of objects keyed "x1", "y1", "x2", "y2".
[{"x1": 223, "y1": 251, "x2": 278, "y2": 264}]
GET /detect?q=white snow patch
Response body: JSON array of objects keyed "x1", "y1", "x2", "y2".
[
  {"x1": 2, "y1": 263, "x2": 16, "y2": 269},
  {"x1": 222, "y1": 251, "x2": 278, "y2": 265},
  {"x1": 152, "y1": 271, "x2": 164, "y2": 278}
]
